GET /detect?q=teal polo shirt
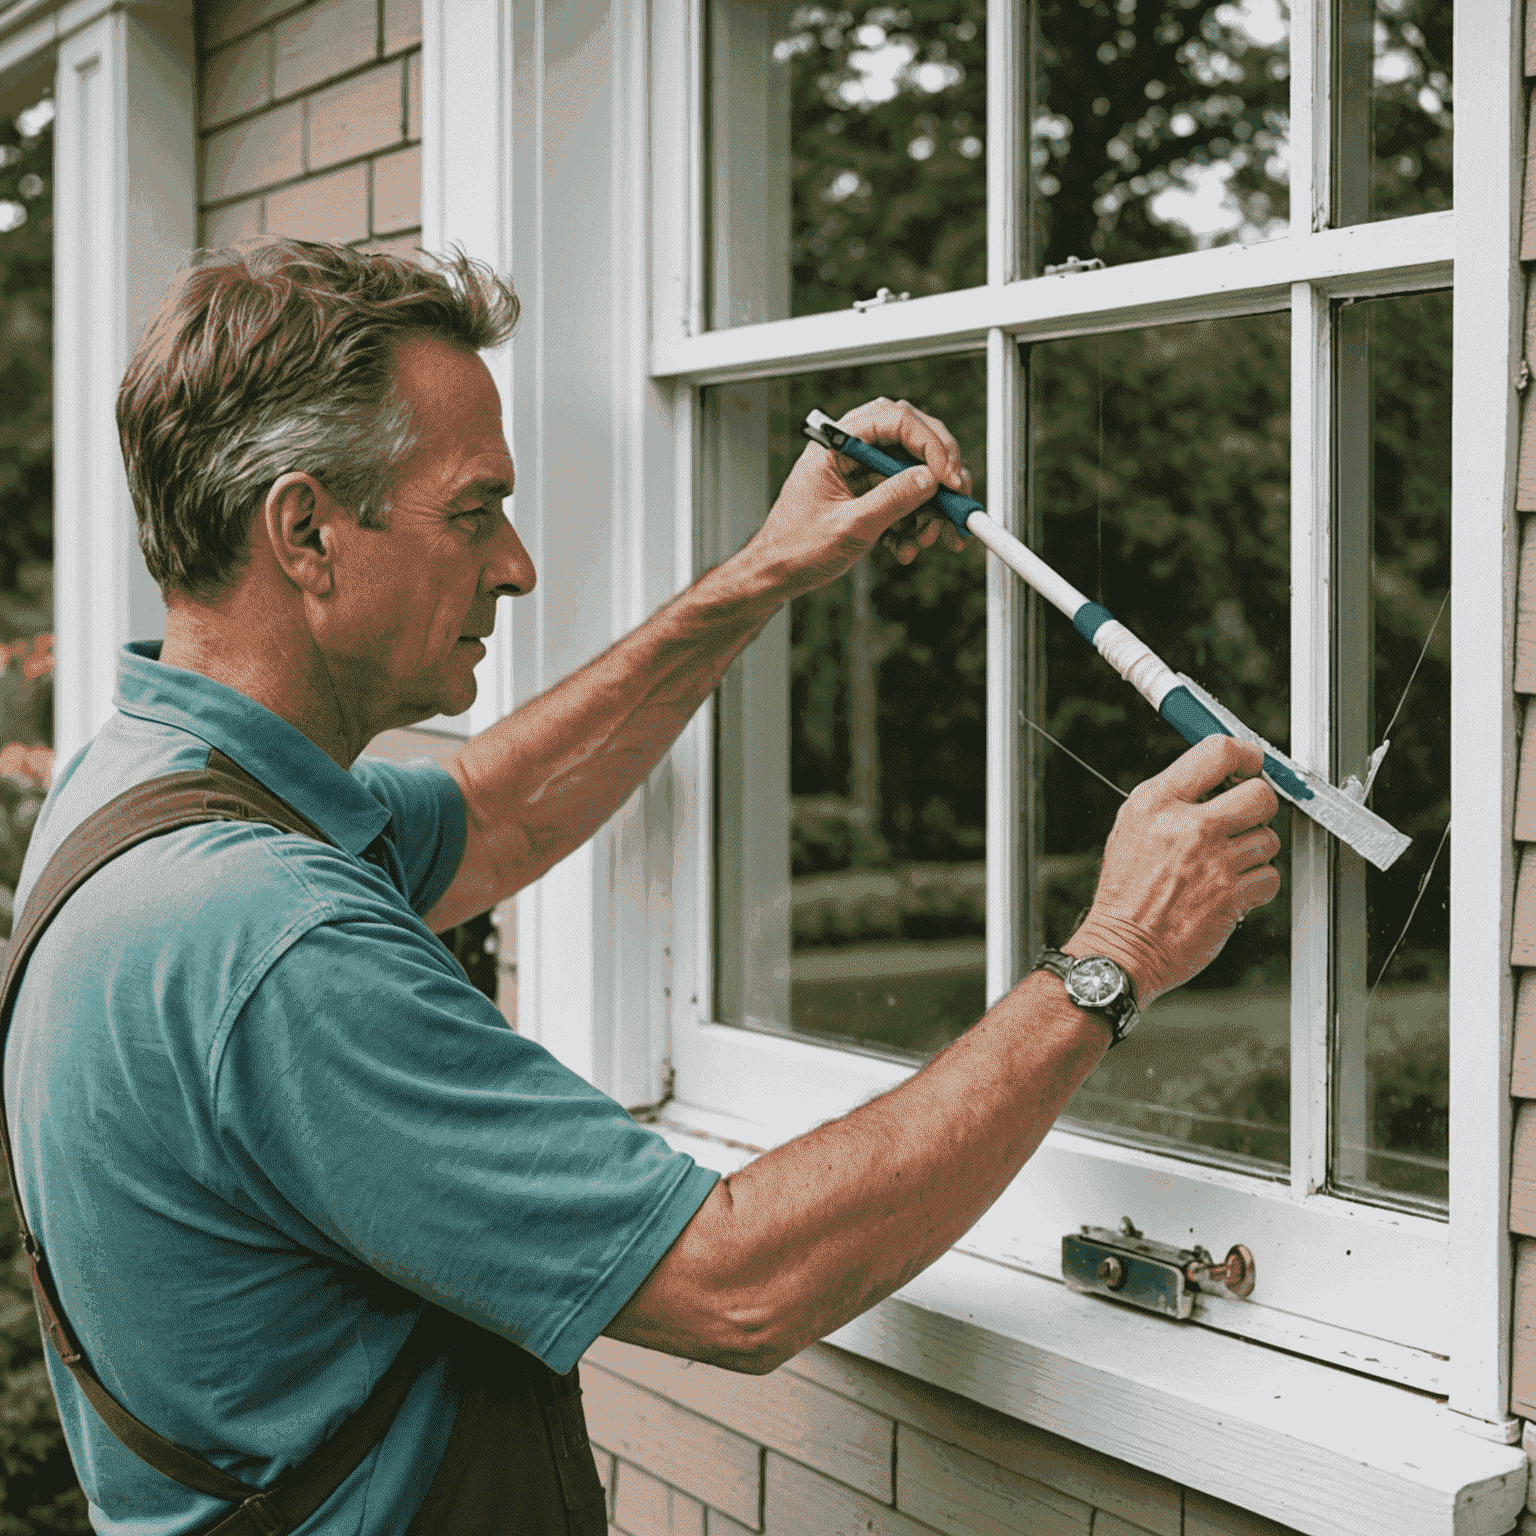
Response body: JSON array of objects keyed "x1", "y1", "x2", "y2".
[{"x1": 5, "y1": 642, "x2": 718, "y2": 1535}]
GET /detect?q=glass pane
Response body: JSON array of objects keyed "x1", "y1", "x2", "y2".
[
  {"x1": 707, "y1": 0, "x2": 986, "y2": 329},
  {"x1": 1334, "y1": 0, "x2": 1452, "y2": 225},
  {"x1": 1029, "y1": 313, "x2": 1292, "y2": 1174},
  {"x1": 1331, "y1": 291, "x2": 1451, "y2": 1210},
  {"x1": 710, "y1": 356, "x2": 989, "y2": 1055},
  {"x1": 1031, "y1": 0, "x2": 1290, "y2": 274}
]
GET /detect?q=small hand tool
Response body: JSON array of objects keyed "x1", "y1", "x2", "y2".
[{"x1": 801, "y1": 407, "x2": 1411, "y2": 871}]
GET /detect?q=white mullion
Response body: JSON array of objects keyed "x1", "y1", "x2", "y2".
[
  {"x1": 1446, "y1": 0, "x2": 1522, "y2": 1434},
  {"x1": 1289, "y1": 0, "x2": 1329, "y2": 235},
  {"x1": 650, "y1": 0, "x2": 696, "y2": 348},
  {"x1": 1289, "y1": 280, "x2": 1331, "y2": 1199},
  {"x1": 687, "y1": 0, "x2": 706, "y2": 337},
  {"x1": 986, "y1": 330, "x2": 1024, "y2": 1005},
  {"x1": 986, "y1": 0, "x2": 1023, "y2": 287},
  {"x1": 652, "y1": 213, "x2": 1454, "y2": 386},
  {"x1": 669, "y1": 381, "x2": 720, "y2": 1104}
]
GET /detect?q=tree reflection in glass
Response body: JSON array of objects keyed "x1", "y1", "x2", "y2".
[
  {"x1": 708, "y1": 357, "x2": 990, "y2": 1053},
  {"x1": 708, "y1": 0, "x2": 987, "y2": 327},
  {"x1": 1335, "y1": 0, "x2": 1453, "y2": 226},
  {"x1": 1030, "y1": 313, "x2": 1294, "y2": 1174},
  {"x1": 1031, "y1": 0, "x2": 1291, "y2": 270}
]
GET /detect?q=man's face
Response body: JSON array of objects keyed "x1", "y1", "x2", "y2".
[{"x1": 323, "y1": 335, "x2": 533, "y2": 729}]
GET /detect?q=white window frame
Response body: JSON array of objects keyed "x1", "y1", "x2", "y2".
[
  {"x1": 646, "y1": 0, "x2": 1520, "y2": 1432},
  {"x1": 1, "y1": 0, "x2": 193, "y2": 766}
]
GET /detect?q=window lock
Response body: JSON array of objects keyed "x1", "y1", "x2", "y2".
[{"x1": 1062, "y1": 1218, "x2": 1255, "y2": 1320}]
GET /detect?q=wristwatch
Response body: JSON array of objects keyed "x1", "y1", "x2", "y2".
[{"x1": 1029, "y1": 948, "x2": 1140, "y2": 1047}]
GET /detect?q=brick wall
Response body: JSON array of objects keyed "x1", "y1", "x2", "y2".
[
  {"x1": 582, "y1": 1337, "x2": 1304, "y2": 1536},
  {"x1": 197, "y1": 0, "x2": 421, "y2": 257}
]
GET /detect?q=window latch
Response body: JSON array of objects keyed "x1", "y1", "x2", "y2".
[
  {"x1": 1062, "y1": 1218, "x2": 1255, "y2": 1320},
  {"x1": 851, "y1": 286, "x2": 910, "y2": 312},
  {"x1": 1043, "y1": 255, "x2": 1105, "y2": 276}
]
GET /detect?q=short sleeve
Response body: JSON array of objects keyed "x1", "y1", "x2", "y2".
[
  {"x1": 214, "y1": 916, "x2": 718, "y2": 1373},
  {"x1": 351, "y1": 755, "x2": 467, "y2": 914}
]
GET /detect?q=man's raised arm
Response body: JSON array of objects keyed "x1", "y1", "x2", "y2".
[{"x1": 423, "y1": 399, "x2": 969, "y2": 931}]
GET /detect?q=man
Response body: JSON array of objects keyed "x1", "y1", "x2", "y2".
[{"x1": 6, "y1": 241, "x2": 1280, "y2": 1533}]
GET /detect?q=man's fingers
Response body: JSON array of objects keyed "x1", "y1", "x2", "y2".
[
  {"x1": 1227, "y1": 825, "x2": 1282, "y2": 873},
  {"x1": 839, "y1": 398, "x2": 966, "y2": 492},
  {"x1": 1150, "y1": 734, "x2": 1266, "y2": 806},
  {"x1": 1206, "y1": 775, "x2": 1280, "y2": 836},
  {"x1": 1235, "y1": 862, "x2": 1282, "y2": 911},
  {"x1": 850, "y1": 462, "x2": 937, "y2": 540}
]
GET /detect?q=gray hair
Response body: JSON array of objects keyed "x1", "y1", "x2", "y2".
[{"x1": 117, "y1": 239, "x2": 521, "y2": 600}]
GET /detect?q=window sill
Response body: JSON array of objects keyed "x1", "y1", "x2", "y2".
[{"x1": 655, "y1": 1121, "x2": 1528, "y2": 1536}]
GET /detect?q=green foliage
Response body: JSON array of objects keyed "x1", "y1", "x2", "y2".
[
  {"x1": 773, "y1": 0, "x2": 1449, "y2": 312},
  {"x1": 0, "y1": 105, "x2": 52, "y2": 596},
  {"x1": 0, "y1": 1201, "x2": 89, "y2": 1535}
]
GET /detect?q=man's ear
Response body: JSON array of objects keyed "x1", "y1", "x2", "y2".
[{"x1": 262, "y1": 472, "x2": 344, "y2": 596}]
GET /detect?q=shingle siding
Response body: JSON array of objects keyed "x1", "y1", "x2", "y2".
[{"x1": 1511, "y1": 0, "x2": 1536, "y2": 1437}]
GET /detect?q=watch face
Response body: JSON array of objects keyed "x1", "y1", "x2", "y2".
[{"x1": 1066, "y1": 956, "x2": 1125, "y2": 1007}]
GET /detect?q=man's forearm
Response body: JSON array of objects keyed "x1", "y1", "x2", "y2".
[
  {"x1": 602, "y1": 736, "x2": 1283, "y2": 1374},
  {"x1": 605, "y1": 970, "x2": 1110, "y2": 1371},
  {"x1": 444, "y1": 550, "x2": 787, "y2": 913}
]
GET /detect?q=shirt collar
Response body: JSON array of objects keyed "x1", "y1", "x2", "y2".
[{"x1": 115, "y1": 642, "x2": 393, "y2": 857}]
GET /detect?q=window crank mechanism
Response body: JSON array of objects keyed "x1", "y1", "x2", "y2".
[{"x1": 1062, "y1": 1217, "x2": 1255, "y2": 1320}]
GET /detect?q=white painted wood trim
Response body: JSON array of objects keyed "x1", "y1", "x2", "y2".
[
  {"x1": 663, "y1": 1075, "x2": 1449, "y2": 1363},
  {"x1": 600, "y1": 0, "x2": 675, "y2": 1108},
  {"x1": 1289, "y1": 280, "x2": 1332, "y2": 1199},
  {"x1": 0, "y1": 0, "x2": 121, "y2": 79},
  {"x1": 985, "y1": 329, "x2": 1022, "y2": 1004},
  {"x1": 420, "y1": 0, "x2": 517, "y2": 739},
  {"x1": 651, "y1": 213, "x2": 1455, "y2": 385},
  {"x1": 52, "y1": 7, "x2": 190, "y2": 764},
  {"x1": 832, "y1": 1256, "x2": 1522, "y2": 1536},
  {"x1": 985, "y1": 0, "x2": 1022, "y2": 286},
  {"x1": 661, "y1": 1126, "x2": 1521, "y2": 1536},
  {"x1": 649, "y1": 0, "x2": 695, "y2": 349},
  {"x1": 1289, "y1": 0, "x2": 1328, "y2": 235},
  {"x1": 1446, "y1": 0, "x2": 1523, "y2": 1431}
]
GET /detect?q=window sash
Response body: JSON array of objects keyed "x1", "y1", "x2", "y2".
[{"x1": 647, "y1": 0, "x2": 1516, "y2": 1407}]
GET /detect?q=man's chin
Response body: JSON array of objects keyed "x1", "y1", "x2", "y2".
[{"x1": 402, "y1": 677, "x2": 478, "y2": 727}]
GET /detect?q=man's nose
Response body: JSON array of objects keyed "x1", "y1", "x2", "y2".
[{"x1": 487, "y1": 512, "x2": 537, "y2": 597}]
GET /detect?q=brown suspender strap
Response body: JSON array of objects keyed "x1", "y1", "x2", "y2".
[{"x1": 0, "y1": 750, "x2": 440, "y2": 1535}]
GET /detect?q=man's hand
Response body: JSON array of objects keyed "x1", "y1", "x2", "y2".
[
  {"x1": 743, "y1": 397, "x2": 971, "y2": 595},
  {"x1": 1065, "y1": 735, "x2": 1283, "y2": 1007}
]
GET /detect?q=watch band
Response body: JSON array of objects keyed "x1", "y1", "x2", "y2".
[{"x1": 1029, "y1": 948, "x2": 1140, "y2": 1047}]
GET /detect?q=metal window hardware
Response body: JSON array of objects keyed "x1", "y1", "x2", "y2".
[
  {"x1": 1043, "y1": 255, "x2": 1105, "y2": 276},
  {"x1": 851, "y1": 287, "x2": 910, "y2": 312},
  {"x1": 1062, "y1": 1218, "x2": 1255, "y2": 1320}
]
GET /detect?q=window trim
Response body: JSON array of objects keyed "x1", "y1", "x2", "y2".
[
  {"x1": 650, "y1": 0, "x2": 1518, "y2": 1422},
  {"x1": 42, "y1": 3, "x2": 192, "y2": 765}
]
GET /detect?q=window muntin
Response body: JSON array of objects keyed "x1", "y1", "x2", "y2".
[
  {"x1": 1333, "y1": 0, "x2": 1452, "y2": 227},
  {"x1": 710, "y1": 356, "x2": 990, "y2": 1053},
  {"x1": 1331, "y1": 289, "x2": 1452, "y2": 1210},
  {"x1": 1027, "y1": 312, "x2": 1294, "y2": 1174},
  {"x1": 707, "y1": 0, "x2": 987, "y2": 329},
  {"x1": 1031, "y1": 0, "x2": 1291, "y2": 272}
]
